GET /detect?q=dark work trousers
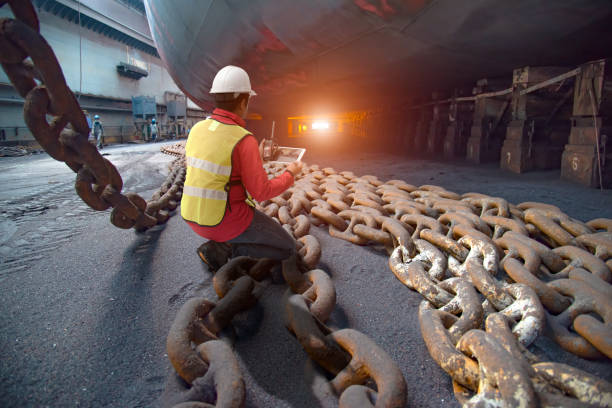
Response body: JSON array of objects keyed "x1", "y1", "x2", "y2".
[{"x1": 228, "y1": 209, "x2": 296, "y2": 261}]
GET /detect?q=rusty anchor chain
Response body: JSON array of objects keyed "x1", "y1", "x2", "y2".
[
  {"x1": 166, "y1": 252, "x2": 408, "y2": 407},
  {"x1": 0, "y1": 0, "x2": 185, "y2": 232},
  {"x1": 280, "y1": 253, "x2": 408, "y2": 407},
  {"x1": 166, "y1": 272, "x2": 259, "y2": 406},
  {"x1": 259, "y1": 161, "x2": 612, "y2": 407}
]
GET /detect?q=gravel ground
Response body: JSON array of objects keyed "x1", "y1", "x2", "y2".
[{"x1": 1, "y1": 142, "x2": 611, "y2": 408}]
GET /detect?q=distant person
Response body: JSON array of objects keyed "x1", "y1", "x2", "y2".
[
  {"x1": 181, "y1": 65, "x2": 303, "y2": 271},
  {"x1": 151, "y1": 118, "x2": 158, "y2": 142},
  {"x1": 93, "y1": 115, "x2": 104, "y2": 149}
]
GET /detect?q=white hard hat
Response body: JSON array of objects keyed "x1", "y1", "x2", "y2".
[{"x1": 210, "y1": 65, "x2": 257, "y2": 96}]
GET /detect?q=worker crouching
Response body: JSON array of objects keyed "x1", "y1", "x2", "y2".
[{"x1": 181, "y1": 65, "x2": 303, "y2": 271}]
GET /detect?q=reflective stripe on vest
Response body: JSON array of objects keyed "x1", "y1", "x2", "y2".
[
  {"x1": 185, "y1": 156, "x2": 232, "y2": 176},
  {"x1": 182, "y1": 185, "x2": 228, "y2": 200},
  {"x1": 181, "y1": 118, "x2": 251, "y2": 226}
]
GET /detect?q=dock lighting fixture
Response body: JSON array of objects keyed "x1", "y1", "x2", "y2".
[{"x1": 312, "y1": 121, "x2": 329, "y2": 130}]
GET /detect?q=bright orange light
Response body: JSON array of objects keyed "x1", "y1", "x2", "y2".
[{"x1": 312, "y1": 121, "x2": 329, "y2": 130}]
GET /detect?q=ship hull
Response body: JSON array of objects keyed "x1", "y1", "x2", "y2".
[{"x1": 144, "y1": 0, "x2": 612, "y2": 116}]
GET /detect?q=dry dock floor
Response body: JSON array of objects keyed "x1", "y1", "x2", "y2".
[{"x1": 1, "y1": 142, "x2": 611, "y2": 407}]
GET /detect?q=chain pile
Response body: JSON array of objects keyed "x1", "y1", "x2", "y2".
[
  {"x1": 166, "y1": 255, "x2": 408, "y2": 407},
  {"x1": 168, "y1": 160, "x2": 611, "y2": 406},
  {"x1": 255, "y1": 162, "x2": 612, "y2": 407},
  {"x1": 0, "y1": 145, "x2": 42, "y2": 157},
  {"x1": 0, "y1": 0, "x2": 184, "y2": 232},
  {"x1": 161, "y1": 141, "x2": 186, "y2": 158}
]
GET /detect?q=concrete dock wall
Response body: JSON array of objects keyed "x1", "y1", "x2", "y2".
[{"x1": 0, "y1": 4, "x2": 201, "y2": 146}]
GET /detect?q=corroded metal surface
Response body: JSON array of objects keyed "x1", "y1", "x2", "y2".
[
  {"x1": 259, "y1": 161, "x2": 612, "y2": 406},
  {"x1": 164, "y1": 157, "x2": 612, "y2": 406}
]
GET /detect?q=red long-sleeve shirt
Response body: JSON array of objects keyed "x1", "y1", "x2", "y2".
[{"x1": 185, "y1": 108, "x2": 294, "y2": 241}]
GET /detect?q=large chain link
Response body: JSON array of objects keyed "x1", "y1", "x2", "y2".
[
  {"x1": 166, "y1": 252, "x2": 408, "y2": 407},
  {"x1": 0, "y1": 0, "x2": 184, "y2": 232}
]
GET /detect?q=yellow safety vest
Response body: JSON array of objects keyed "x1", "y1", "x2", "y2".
[{"x1": 181, "y1": 118, "x2": 253, "y2": 226}]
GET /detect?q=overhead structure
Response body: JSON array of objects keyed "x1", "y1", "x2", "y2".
[{"x1": 143, "y1": 0, "x2": 612, "y2": 115}]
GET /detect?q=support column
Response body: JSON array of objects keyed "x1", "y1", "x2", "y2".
[
  {"x1": 444, "y1": 89, "x2": 473, "y2": 159},
  {"x1": 427, "y1": 102, "x2": 449, "y2": 155},
  {"x1": 466, "y1": 78, "x2": 510, "y2": 163},
  {"x1": 562, "y1": 59, "x2": 612, "y2": 188},
  {"x1": 500, "y1": 66, "x2": 573, "y2": 173}
]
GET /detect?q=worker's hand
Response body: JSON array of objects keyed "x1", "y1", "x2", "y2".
[{"x1": 286, "y1": 160, "x2": 303, "y2": 177}]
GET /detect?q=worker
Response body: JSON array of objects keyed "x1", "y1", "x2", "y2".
[
  {"x1": 151, "y1": 118, "x2": 158, "y2": 142},
  {"x1": 93, "y1": 114, "x2": 104, "y2": 149},
  {"x1": 181, "y1": 65, "x2": 303, "y2": 271}
]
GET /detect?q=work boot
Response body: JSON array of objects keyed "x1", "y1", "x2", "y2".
[{"x1": 196, "y1": 241, "x2": 231, "y2": 272}]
